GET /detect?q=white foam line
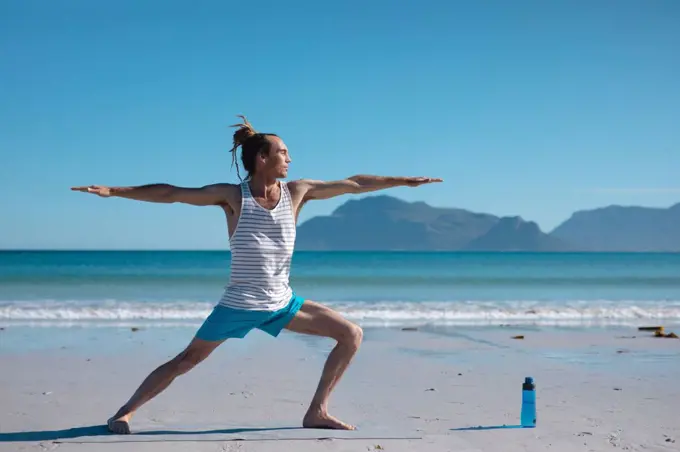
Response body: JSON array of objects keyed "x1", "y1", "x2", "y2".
[{"x1": 1, "y1": 300, "x2": 680, "y2": 326}]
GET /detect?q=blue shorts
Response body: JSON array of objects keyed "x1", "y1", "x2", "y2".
[{"x1": 195, "y1": 293, "x2": 305, "y2": 342}]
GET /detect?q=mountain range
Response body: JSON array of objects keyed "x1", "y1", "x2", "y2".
[{"x1": 295, "y1": 195, "x2": 680, "y2": 252}]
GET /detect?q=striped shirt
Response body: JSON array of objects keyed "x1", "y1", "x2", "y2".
[{"x1": 219, "y1": 180, "x2": 296, "y2": 311}]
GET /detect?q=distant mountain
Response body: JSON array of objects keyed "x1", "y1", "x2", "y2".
[
  {"x1": 296, "y1": 196, "x2": 567, "y2": 251},
  {"x1": 463, "y1": 216, "x2": 570, "y2": 251},
  {"x1": 550, "y1": 203, "x2": 680, "y2": 251},
  {"x1": 296, "y1": 196, "x2": 498, "y2": 250},
  {"x1": 296, "y1": 195, "x2": 680, "y2": 251}
]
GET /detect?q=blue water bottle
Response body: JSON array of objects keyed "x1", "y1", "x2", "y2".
[{"x1": 521, "y1": 377, "x2": 536, "y2": 428}]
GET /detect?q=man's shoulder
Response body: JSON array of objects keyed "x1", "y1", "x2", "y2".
[
  {"x1": 286, "y1": 179, "x2": 303, "y2": 192},
  {"x1": 210, "y1": 182, "x2": 241, "y2": 188},
  {"x1": 286, "y1": 179, "x2": 317, "y2": 196},
  {"x1": 287, "y1": 178, "x2": 323, "y2": 190},
  {"x1": 203, "y1": 182, "x2": 240, "y2": 195},
  {"x1": 202, "y1": 182, "x2": 242, "y2": 207}
]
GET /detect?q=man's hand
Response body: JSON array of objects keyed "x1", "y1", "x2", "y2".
[
  {"x1": 71, "y1": 185, "x2": 112, "y2": 197},
  {"x1": 403, "y1": 177, "x2": 443, "y2": 187}
]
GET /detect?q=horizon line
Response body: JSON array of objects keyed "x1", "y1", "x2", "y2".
[{"x1": 1, "y1": 249, "x2": 679, "y2": 254}]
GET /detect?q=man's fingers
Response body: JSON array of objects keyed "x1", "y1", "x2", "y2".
[
  {"x1": 71, "y1": 186, "x2": 98, "y2": 193},
  {"x1": 414, "y1": 177, "x2": 443, "y2": 183}
]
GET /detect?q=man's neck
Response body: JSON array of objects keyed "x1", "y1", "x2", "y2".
[{"x1": 248, "y1": 174, "x2": 280, "y2": 199}]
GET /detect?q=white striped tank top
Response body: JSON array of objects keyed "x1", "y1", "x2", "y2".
[{"x1": 219, "y1": 180, "x2": 296, "y2": 311}]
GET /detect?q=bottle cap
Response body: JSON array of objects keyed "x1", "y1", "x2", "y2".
[{"x1": 525, "y1": 377, "x2": 534, "y2": 384}]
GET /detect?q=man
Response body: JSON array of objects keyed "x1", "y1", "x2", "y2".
[{"x1": 72, "y1": 116, "x2": 442, "y2": 433}]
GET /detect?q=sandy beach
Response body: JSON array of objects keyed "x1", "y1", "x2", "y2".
[{"x1": 1, "y1": 322, "x2": 678, "y2": 452}]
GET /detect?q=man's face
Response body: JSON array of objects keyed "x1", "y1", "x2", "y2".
[{"x1": 259, "y1": 136, "x2": 292, "y2": 178}]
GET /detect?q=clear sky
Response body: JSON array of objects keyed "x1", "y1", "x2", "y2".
[{"x1": 1, "y1": 0, "x2": 678, "y2": 250}]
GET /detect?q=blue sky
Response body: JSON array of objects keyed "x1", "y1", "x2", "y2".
[{"x1": 1, "y1": 0, "x2": 678, "y2": 250}]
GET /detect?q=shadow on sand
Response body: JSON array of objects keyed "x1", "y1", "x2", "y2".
[
  {"x1": 0, "y1": 425, "x2": 303, "y2": 442},
  {"x1": 451, "y1": 424, "x2": 529, "y2": 431}
]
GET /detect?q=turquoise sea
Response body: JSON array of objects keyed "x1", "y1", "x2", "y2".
[{"x1": 1, "y1": 251, "x2": 680, "y2": 328}]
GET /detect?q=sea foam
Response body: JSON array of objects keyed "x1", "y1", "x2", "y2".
[{"x1": 1, "y1": 299, "x2": 679, "y2": 327}]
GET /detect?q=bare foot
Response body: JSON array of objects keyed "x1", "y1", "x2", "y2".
[
  {"x1": 107, "y1": 414, "x2": 131, "y2": 434},
  {"x1": 303, "y1": 410, "x2": 356, "y2": 430}
]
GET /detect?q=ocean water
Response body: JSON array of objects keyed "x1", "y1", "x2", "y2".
[{"x1": 1, "y1": 250, "x2": 680, "y2": 328}]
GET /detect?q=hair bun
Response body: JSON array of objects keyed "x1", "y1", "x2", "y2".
[{"x1": 230, "y1": 115, "x2": 258, "y2": 149}]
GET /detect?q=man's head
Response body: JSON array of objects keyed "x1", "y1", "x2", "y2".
[{"x1": 230, "y1": 115, "x2": 291, "y2": 181}]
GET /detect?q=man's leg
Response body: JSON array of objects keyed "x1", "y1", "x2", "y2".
[
  {"x1": 284, "y1": 300, "x2": 363, "y2": 430},
  {"x1": 107, "y1": 336, "x2": 224, "y2": 434}
]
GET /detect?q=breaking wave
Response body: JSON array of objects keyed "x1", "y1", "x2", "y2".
[{"x1": 2, "y1": 299, "x2": 679, "y2": 327}]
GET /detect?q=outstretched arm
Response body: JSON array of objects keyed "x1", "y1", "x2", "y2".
[
  {"x1": 291, "y1": 175, "x2": 443, "y2": 202},
  {"x1": 71, "y1": 183, "x2": 235, "y2": 207}
]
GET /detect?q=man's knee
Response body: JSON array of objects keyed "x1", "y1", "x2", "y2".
[{"x1": 339, "y1": 323, "x2": 363, "y2": 350}]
